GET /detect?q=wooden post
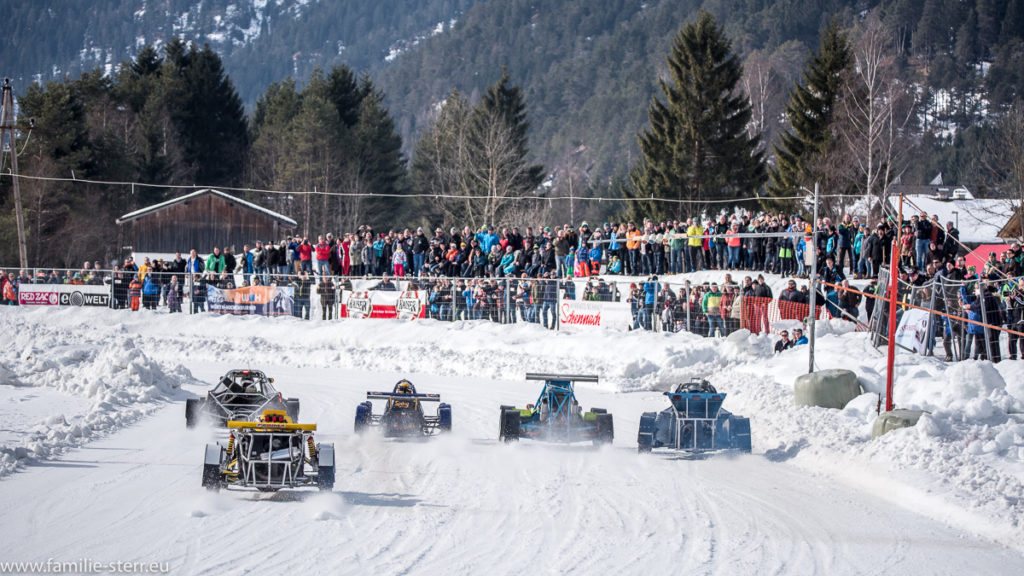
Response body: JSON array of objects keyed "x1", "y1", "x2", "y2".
[{"x1": 1, "y1": 79, "x2": 28, "y2": 269}]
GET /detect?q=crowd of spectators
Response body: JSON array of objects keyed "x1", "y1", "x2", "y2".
[{"x1": 2, "y1": 210, "x2": 1022, "y2": 359}]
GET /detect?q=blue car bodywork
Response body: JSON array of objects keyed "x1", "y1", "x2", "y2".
[
  {"x1": 637, "y1": 379, "x2": 751, "y2": 454},
  {"x1": 498, "y1": 373, "x2": 613, "y2": 445}
]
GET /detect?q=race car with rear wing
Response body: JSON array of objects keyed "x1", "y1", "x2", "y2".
[
  {"x1": 636, "y1": 378, "x2": 751, "y2": 454},
  {"x1": 498, "y1": 373, "x2": 613, "y2": 445},
  {"x1": 185, "y1": 369, "x2": 299, "y2": 428},
  {"x1": 201, "y1": 409, "x2": 334, "y2": 492},
  {"x1": 354, "y1": 379, "x2": 452, "y2": 437}
]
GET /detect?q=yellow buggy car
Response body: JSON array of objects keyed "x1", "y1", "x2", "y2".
[{"x1": 202, "y1": 409, "x2": 334, "y2": 492}]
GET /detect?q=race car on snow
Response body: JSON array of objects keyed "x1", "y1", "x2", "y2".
[
  {"x1": 201, "y1": 409, "x2": 334, "y2": 492},
  {"x1": 185, "y1": 369, "x2": 299, "y2": 427},
  {"x1": 354, "y1": 379, "x2": 452, "y2": 437},
  {"x1": 498, "y1": 373, "x2": 613, "y2": 445},
  {"x1": 636, "y1": 378, "x2": 751, "y2": 454}
]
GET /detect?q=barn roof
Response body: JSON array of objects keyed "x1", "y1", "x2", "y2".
[{"x1": 115, "y1": 188, "x2": 297, "y2": 227}]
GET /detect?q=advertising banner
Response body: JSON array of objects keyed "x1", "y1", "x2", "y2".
[
  {"x1": 558, "y1": 299, "x2": 633, "y2": 331},
  {"x1": 207, "y1": 285, "x2": 294, "y2": 316},
  {"x1": 895, "y1": 308, "x2": 931, "y2": 355},
  {"x1": 18, "y1": 284, "x2": 111, "y2": 307},
  {"x1": 339, "y1": 290, "x2": 427, "y2": 320}
]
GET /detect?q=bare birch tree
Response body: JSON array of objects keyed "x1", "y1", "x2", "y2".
[
  {"x1": 982, "y1": 102, "x2": 1024, "y2": 239},
  {"x1": 742, "y1": 50, "x2": 777, "y2": 154},
  {"x1": 411, "y1": 91, "x2": 477, "y2": 226},
  {"x1": 839, "y1": 14, "x2": 917, "y2": 212},
  {"x1": 839, "y1": 14, "x2": 921, "y2": 215},
  {"x1": 467, "y1": 107, "x2": 538, "y2": 226}
]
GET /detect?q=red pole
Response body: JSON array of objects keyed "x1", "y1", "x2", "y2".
[{"x1": 884, "y1": 196, "x2": 904, "y2": 412}]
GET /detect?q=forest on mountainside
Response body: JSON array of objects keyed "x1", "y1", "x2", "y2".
[{"x1": 1, "y1": 0, "x2": 1023, "y2": 266}]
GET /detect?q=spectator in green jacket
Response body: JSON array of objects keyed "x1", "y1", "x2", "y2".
[{"x1": 205, "y1": 247, "x2": 226, "y2": 278}]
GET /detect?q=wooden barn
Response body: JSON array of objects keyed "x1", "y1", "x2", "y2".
[{"x1": 116, "y1": 189, "x2": 297, "y2": 255}]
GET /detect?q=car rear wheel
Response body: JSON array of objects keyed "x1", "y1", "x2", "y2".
[
  {"x1": 354, "y1": 402, "x2": 372, "y2": 433},
  {"x1": 595, "y1": 413, "x2": 614, "y2": 445},
  {"x1": 201, "y1": 464, "x2": 221, "y2": 491},
  {"x1": 185, "y1": 399, "x2": 200, "y2": 428},
  {"x1": 499, "y1": 409, "x2": 520, "y2": 443},
  {"x1": 438, "y1": 403, "x2": 452, "y2": 432}
]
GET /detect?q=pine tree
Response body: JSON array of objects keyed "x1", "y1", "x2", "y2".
[
  {"x1": 248, "y1": 78, "x2": 303, "y2": 194},
  {"x1": 326, "y1": 65, "x2": 363, "y2": 130},
  {"x1": 629, "y1": 10, "x2": 765, "y2": 220},
  {"x1": 351, "y1": 85, "x2": 409, "y2": 228},
  {"x1": 1002, "y1": 0, "x2": 1024, "y2": 44},
  {"x1": 764, "y1": 21, "x2": 851, "y2": 210},
  {"x1": 176, "y1": 44, "x2": 248, "y2": 187},
  {"x1": 151, "y1": 39, "x2": 247, "y2": 188}
]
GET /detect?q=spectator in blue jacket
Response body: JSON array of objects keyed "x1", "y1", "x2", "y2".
[
  {"x1": 642, "y1": 276, "x2": 659, "y2": 330},
  {"x1": 500, "y1": 246, "x2": 517, "y2": 277},
  {"x1": 477, "y1": 225, "x2": 500, "y2": 255},
  {"x1": 142, "y1": 274, "x2": 160, "y2": 310}
]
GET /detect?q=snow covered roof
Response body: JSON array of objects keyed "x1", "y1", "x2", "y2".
[
  {"x1": 115, "y1": 188, "x2": 297, "y2": 227},
  {"x1": 886, "y1": 194, "x2": 1015, "y2": 244}
]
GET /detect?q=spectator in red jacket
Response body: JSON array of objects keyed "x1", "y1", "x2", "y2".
[
  {"x1": 297, "y1": 237, "x2": 313, "y2": 274},
  {"x1": 314, "y1": 235, "x2": 331, "y2": 276}
]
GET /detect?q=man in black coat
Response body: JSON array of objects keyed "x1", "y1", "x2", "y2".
[{"x1": 942, "y1": 222, "x2": 960, "y2": 259}]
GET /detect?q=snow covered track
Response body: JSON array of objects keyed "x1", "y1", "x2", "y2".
[{"x1": 2, "y1": 308, "x2": 1024, "y2": 574}]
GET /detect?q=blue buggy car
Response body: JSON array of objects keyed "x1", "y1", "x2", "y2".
[
  {"x1": 498, "y1": 373, "x2": 613, "y2": 445},
  {"x1": 354, "y1": 379, "x2": 452, "y2": 437},
  {"x1": 637, "y1": 378, "x2": 751, "y2": 454}
]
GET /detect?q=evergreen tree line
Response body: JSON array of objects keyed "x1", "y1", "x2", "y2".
[
  {"x1": 4, "y1": 5, "x2": 1024, "y2": 267},
  {"x1": 630, "y1": 8, "x2": 1023, "y2": 224},
  {"x1": 0, "y1": 39, "x2": 542, "y2": 267},
  {"x1": 6, "y1": 0, "x2": 1023, "y2": 199}
]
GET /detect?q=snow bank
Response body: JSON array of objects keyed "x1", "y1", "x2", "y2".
[
  {"x1": 3, "y1": 304, "x2": 1024, "y2": 546},
  {"x1": 0, "y1": 313, "x2": 187, "y2": 476}
]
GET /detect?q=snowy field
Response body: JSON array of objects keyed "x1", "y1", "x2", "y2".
[{"x1": 2, "y1": 305, "x2": 1024, "y2": 575}]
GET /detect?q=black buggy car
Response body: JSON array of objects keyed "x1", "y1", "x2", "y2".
[
  {"x1": 185, "y1": 369, "x2": 299, "y2": 428},
  {"x1": 354, "y1": 379, "x2": 452, "y2": 437}
]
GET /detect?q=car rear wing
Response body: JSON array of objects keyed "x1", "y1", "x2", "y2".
[
  {"x1": 227, "y1": 421, "x2": 317, "y2": 431},
  {"x1": 525, "y1": 373, "x2": 599, "y2": 383},
  {"x1": 367, "y1": 392, "x2": 441, "y2": 401}
]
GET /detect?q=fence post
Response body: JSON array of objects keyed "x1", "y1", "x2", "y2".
[
  {"x1": 978, "y1": 282, "x2": 993, "y2": 361},
  {"x1": 504, "y1": 278, "x2": 510, "y2": 324},
  {"x1": 685, "y1": 284, "x2": 692, "y2": 334},
  {"x1": 555, "y1": 277, "x2": 561, "y2": 332},
  {"x1": 653, "y1": 282, "x2": 660, "y2": 332},
  {"x1": 869, "y1": 267, "x2": 889, "y2": 348},
  {"x1": 926, "y1": 282, "x2": 938, "y2": 356}
]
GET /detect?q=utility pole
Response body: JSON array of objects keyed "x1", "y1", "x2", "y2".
[
  {"x1": 0, "y1": 78, "x2": 31, "y2": 269},
  {"x1": 808, "y1": 182, "x2": 819, "y2": 374}
]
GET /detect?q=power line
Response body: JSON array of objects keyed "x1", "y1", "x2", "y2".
[{"x1": 1, "y1": 170, "x2": 867, "y2": 205}]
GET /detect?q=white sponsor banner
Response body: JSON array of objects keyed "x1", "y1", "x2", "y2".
[
  {"x1": 340, "y1": 289, "x2": 426, "y2": 319},
  {"x1": 18, "y1": 284, "x2": 111, "y2": 307},
  {"x1": 558, "y1": 299, "x2": 634, "y2": 331},
  {"x1": 895, "y1": 308, "x2": 931, "y2": 355}
]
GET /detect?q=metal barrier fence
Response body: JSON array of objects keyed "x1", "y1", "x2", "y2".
[
  {"x1": 2, "y1": 266, "x2": 855, "y2": 339},
  {"x1": 866, "y1": 267, "x2": 1024, "y2": 362}
]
